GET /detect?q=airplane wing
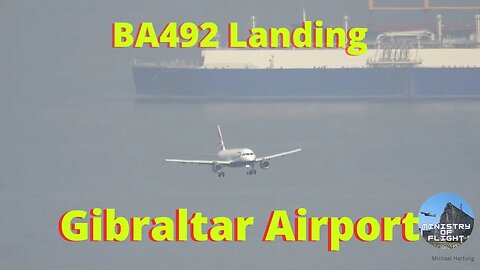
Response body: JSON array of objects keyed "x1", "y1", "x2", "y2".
[
  {"x1": 255, "y1": 148, "x2": 302, "y2": 162},
  {"x1": 165, "y1": 159, "x2": 232, "y2": 165}
]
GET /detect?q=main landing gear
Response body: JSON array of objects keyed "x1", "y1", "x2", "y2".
[
  {"x1": 217, "y1": 172, "x2": 225, "y2": 177},
  {"x1": 246, "y1": 164, "x2": 256, "y2": 175}
]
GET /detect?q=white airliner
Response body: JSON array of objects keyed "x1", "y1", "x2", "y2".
[{"x1": 166, "y1": 125, "x2": 302, "y2": 177}]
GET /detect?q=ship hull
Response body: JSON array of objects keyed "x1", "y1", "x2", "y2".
[{"x1": 132, "y1": 66, "x2": 480, "y2": 99}]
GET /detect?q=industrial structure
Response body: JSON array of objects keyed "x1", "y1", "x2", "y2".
[{"x1": 368, "y1": 0, "x2": 480, "y2": 12}]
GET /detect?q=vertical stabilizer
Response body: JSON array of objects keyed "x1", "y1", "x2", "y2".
[{"x1": 217, "y1": 125, "x2": 226, "y2": 151}]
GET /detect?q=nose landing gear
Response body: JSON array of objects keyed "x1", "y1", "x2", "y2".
[
  {"x1": 217, "y1": 172, "x2": 225, "y2": 177},
  {"x1": 247, "y1": 169, "x2": 257, "y2": 175}
]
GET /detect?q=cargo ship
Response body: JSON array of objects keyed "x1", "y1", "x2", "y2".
[{"x1": 132, "y1": 2, "x2": 480, "y2": 100}]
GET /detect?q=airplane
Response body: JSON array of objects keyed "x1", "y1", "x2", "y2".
[
  {"x1": 165, "y1": 125, "x2": 302, "y2": 177},
  {"x1": 420, "y1": 212, "x2": 436, "y2": 217}
]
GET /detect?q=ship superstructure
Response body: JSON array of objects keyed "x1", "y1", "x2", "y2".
[{"x1": 132, "y1": 1, "x2": 480, "y2": 99}]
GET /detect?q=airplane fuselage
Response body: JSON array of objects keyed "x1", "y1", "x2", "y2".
[{"x1": 218, "y1": 148, "x2": 256, "y2": 167}]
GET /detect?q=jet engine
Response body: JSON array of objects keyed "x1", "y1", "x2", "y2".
[
  {"x1": 212, "y1": 163, "x2": 223, "y2": 173},
  {"x1": 260, "y1": 160, "x2": 270, "y2": 169}
]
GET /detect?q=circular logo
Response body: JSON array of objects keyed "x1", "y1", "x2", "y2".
[{"x1": 418, "y1": 192, "x2": 474, "y2": 249}]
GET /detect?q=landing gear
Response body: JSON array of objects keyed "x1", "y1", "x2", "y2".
[
  {"x1": 247, "y1": 169, "x2": 257, "y2": 175},
  {"x1": 217, "y1": 172, "x2": 225, "y2": 177}
]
